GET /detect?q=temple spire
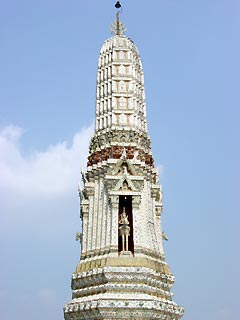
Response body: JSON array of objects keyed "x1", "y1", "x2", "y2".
[{"x1": 64, "y1": 3, "x2": 184, "y2": 319}]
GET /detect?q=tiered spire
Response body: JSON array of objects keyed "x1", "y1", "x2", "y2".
[
  {"x1": 89, "y1": 7, "x2": 151, "y2": 169},
  {"x1": 64, "y1": 4, "x2": 184, "y2": 320}
]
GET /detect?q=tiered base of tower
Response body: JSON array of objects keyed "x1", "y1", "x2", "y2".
[{"x1": 64, "y1": 255, "x2": 184, "y2": 320}]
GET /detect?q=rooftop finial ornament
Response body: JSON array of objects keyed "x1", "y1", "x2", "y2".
[
  {"x1": 115, "y1": 1, "x2": 121, "y2": 9},
  {"x1": 110, "y1": 1, "x2": 126, "y2": 36}
]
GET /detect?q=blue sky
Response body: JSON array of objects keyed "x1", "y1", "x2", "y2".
[{"x1": 0, "y1": 1, "x2": 239, "y2": 319}]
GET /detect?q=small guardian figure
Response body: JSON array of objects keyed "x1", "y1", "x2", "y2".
[
  {"x1": 119, "y1": 207, "x2": 130, "y2": 251},
  {"x1": 121, "y1": 147, "x2": 127, "y2": 159}
]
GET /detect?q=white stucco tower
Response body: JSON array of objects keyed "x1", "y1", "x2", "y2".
[{"x1": 64, "y1": 6, "x2": 184, "y2": 320}]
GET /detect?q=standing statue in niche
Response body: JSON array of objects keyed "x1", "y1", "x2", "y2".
[{"x1": 119, "y1": 207, "x2": 130, "y2": 252}]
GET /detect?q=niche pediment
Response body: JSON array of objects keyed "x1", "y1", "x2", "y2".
[
  {"x1": 105, "y1": 175, "x2": 144, "y2": 193},
  {"x1": 105, "y1": 157, "x2": 144, "y2": 192},
  {"x1": 112, "y1": 158, "x2": 137, "y2": 176},
  {"x1": 114, "y1": 178, "x2": 136, "y2": 192}
]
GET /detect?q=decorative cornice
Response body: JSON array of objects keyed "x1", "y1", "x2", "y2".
[
  {"x1": 75, "y1": 256, "x2": 170, "y2": 274},
  {"x1": 64, "y1": 297, "x2": 184, "y2": 319},
  {"x1": 87, "y1": 146, "x2": 154, "y2": 168}
]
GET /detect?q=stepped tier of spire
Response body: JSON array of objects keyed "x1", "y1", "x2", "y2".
[{"x1": 88, "y1": 34, "x2": 153, "y2": 168}]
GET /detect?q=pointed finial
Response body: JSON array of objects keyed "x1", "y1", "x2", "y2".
[
  {"x1": 110, "y1": 1, "x2": 127, "y2": 35},
  {"x1": 115, "y1": 1, "x2": 121, "y2": 9}
]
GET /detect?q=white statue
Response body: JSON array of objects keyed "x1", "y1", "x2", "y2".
[
  {"x1": 121, "y1": 147, "x2": 127, "y2": 159},
  {"x1": 119, "y1": 208, "x2": 130, "y2": 251}
]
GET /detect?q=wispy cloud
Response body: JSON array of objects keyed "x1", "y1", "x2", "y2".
[
  {"x1": 0, "y1": 124, "x2": 93, "y2": 198},
  {"x1": 0, "y1": 123, "x2": 93, "y2": 233}
]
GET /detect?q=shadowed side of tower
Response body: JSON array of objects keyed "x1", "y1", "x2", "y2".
[{"x1": 64, "y1": 6, "x2": 184, "y2": 320}]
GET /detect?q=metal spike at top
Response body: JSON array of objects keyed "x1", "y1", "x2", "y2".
[{"x1": 110, "y1": 2, "x2": 127, "y2": 36}]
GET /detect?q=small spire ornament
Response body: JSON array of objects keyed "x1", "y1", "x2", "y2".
[
  {"x1": 115, "y1": 1, "x2": 121, "y2": 9},
  {"x1": 110, "y1": 2, "x2": 126, "y2": 35}
]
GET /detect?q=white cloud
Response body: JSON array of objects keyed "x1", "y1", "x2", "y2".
[
  {"x1": 0, "y1": 125, "x2": 23, "y2": 141},
  {"x1": 0, "y1": 123, "x2": 94, "y2": 233},
  {"x1": 0, "y1": 124, "x2": 93, "y2": 198}
]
